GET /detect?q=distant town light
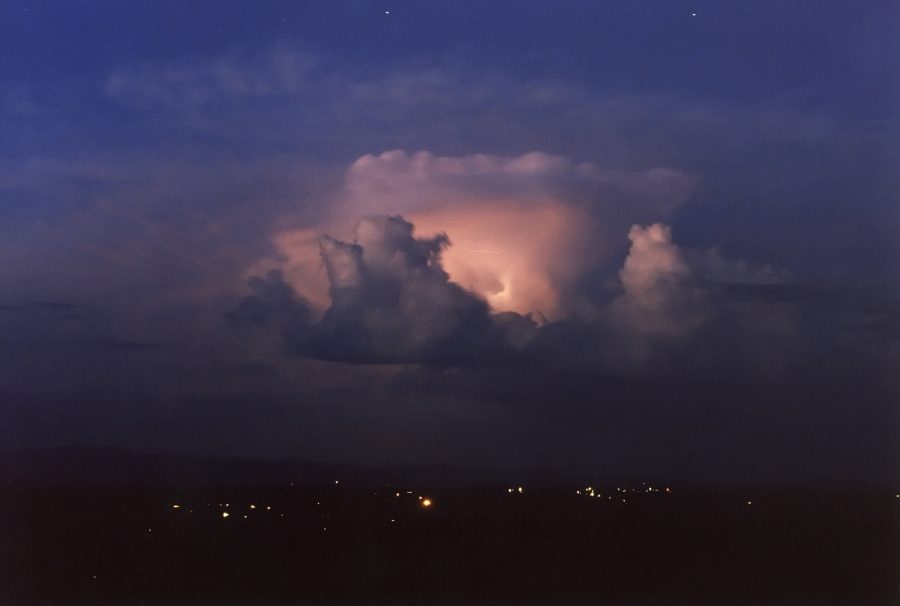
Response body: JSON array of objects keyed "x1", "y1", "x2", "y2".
[
  {"x1": 517, "y1": 486, "x2": 523, "y2": 494},
  {"x1": 249, "y1": 504, "x2": 256, "y2": 509},
  {"x1": 171, "y1": 504, "x2": 181, "y2": 509},
  {"x1": 421, "y1": 498, "x2": 433, "y2": 508},
  {"x1": 222, "y1": 511, "x2": 230, "y2": 518}
]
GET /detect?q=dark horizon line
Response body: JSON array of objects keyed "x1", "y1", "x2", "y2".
[{"x1": 1, "y1": 444, "x2": 895, "y2": 492}]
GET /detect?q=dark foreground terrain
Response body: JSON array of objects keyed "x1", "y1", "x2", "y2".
[{"x1": 0, "y1": 452, "x2": 897, "y2": 605}]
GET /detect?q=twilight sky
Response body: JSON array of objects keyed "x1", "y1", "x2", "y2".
[{"x1": 1, "y1": 0, "x2": 897, "y2": 483}]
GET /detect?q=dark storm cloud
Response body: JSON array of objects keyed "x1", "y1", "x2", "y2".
[
  {"x1": 230, "y1": 210, "x2": 893, "y2": 390},
  {"x1": 243, "y1": 209, "x2": 896, "y2": 403},
  {"x1": 228, "y1": 269, "x2": 311, "y2": 328},
  {"x1": 312, "y1": 216, "x2": 498, "y2": 364},
  {"x1": 231, "y1": 216, "x2": 535, "y2": 364}
]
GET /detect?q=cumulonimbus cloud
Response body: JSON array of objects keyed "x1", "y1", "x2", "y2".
[
  {"x1": 235, "y1": 211, "x2": 797, "y2": 369},
  {"x1": 251, "y1": 150, "x2": 695, "y2": 320},
  {"x1": 234, "y1": 149, "x2": 801, "y2": 368}
]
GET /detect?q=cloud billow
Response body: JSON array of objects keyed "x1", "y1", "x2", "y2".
[
  {"x1": 229, "y1": 150, "x2": 875, "y2": 381},
  {"x1": 232, "y1": 215, "x2": 536, "y2": 365},
  {"x1": 234, "y1": 209, "x2": 806, "y2": 374}
]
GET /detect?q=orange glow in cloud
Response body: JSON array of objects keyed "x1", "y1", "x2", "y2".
[
  {"x1": 251, "y1": 150, "x2": 692, "y2": 320},
  {"x1": 253, "y1": 151, "x2": 598, "y2": 319},
  {"x1": 258, "y1": 199, "x2": 590, "y2": 319},
  {"x1": 406, "y1": 201, "x2": 588, "y2": 317}
]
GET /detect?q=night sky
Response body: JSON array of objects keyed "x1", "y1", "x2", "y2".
[{"x1": 1, "y1": 0, "x2": 897, "y2": 484}]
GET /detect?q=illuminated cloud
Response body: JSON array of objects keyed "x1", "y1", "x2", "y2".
[
  {"x1": 605, "y1": 223, "x2": 706, "y2": 361},
  {"x1": 613, "y1": 224, "x2": 695, "y2": 334},
  {"x1": 261, "y1": 150, "x2": 694, "y2": 320}
]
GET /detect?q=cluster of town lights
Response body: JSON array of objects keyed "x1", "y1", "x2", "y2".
[
  {"x1": 575, "y1": 485, "x2": 673, "y2": 500},
  {"x1": 171, "y1": 489, "x2": 439, "y2": 523},
  {"x1": 159, "y1": 484, "x2": 900, "y2": 541},
  {"x1": 165, "y1": 481, "x2": 815, "y2": 531}
]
